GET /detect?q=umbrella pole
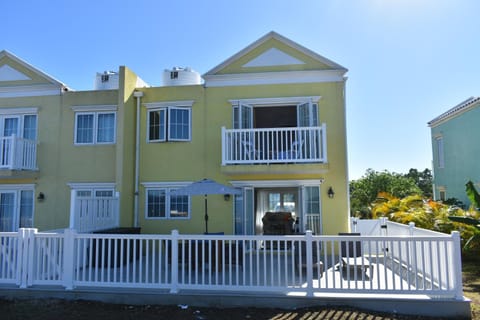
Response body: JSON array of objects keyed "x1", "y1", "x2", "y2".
[{"x1": 204, "y1": 195, "x2": 208, "y2": 234}]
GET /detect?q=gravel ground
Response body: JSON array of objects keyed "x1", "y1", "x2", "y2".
[{"x1": 0, "y1": 298, "x2": 460, "y2": 320}]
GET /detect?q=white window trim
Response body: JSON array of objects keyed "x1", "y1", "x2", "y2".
[
  {"x1": 0, "y1": 184, "x2": 35, "y2": 191},
  {"x1": 74, "y1": 111, "x2": 116, "y2": 145},
  {"x1": 228, "y1": 96, "x2": 321, "y2": 107},
  {"x1": 435, "y1": 136, "x2": 445, "y2": 168},
  {"x1": 0, "y1": 112, "x2": 38, "y2": 140},
  {"x1": 0, "y1": 184, "x2": 35, "y2": 231},
  {"x1": 144, "y1": 100, "x2": 195, "y2": 109},
  {"x1": 168, "y1": 106, "x2": 192, "y2": 142},
  {"x1": 146, "y1": 102, "x2": 192, "y2": 142},
  {"x1": 68, "y1": 182, "x2": 116, "y2": 189},
  {"x1": 147, "y1": 108, "x2": 167, "y2": 143},
  {"x1": 144, "y1": 184, "x2": 191, "y2": 220},
  {"x1": 71, "y1": 105, "x2": 118, "y2": 112},
  {"x1": 0, "y1": 107, "x2": 39, "y2": 115}
]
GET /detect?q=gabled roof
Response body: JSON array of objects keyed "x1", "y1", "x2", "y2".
[
  {"x1": 204, "y1": 31, "x2": 347, "y2": 76},
  {"x1": 428, "y1": 96, "x2": 480, "y2": 127},
  {"x1": 0, "y1": 50, "x2": 69, "y2": 90}
]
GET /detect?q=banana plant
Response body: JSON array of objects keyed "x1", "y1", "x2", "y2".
[{"x1": 448, "y1": 181, "x2": 480, "y2": 251}]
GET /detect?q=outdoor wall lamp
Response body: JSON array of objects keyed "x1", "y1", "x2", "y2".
[
  {"x1": 37, "y1": 192, "x2": 45, "y2": 201},
  {"x1": 327, "y1": 187, "x2": 335, "y2": 198},
  {"x1": 224, "y1": 194, "x2": 231, "y2": 201}
]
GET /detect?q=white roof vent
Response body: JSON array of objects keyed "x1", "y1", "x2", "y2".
[
  {"x1": 95, "y1": 71, "x2": 119, "y2": 90},
  {"x1": 162, "y1": 67, "x2": 202, "y2": 86}
]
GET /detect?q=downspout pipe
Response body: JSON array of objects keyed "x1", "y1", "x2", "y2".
[{"x1": 133, "y1": 91, "x2": 144, "y2": 228}]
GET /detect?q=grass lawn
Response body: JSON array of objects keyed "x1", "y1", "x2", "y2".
[{"x1": 462, "y1": 259, "x2": 480, "y2": 319}]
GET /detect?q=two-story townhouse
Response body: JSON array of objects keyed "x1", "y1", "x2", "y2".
[
  {"x1": 135, "y1": 32, "x2": 349, "y2": 236},
  {"x1": 0, "y1": 31, "x2": 349, "y2": 236},
  {"x1": 428, "y1": 96, "x2": 480, "y2": 207},
  {"x1": 0, "y1": 51, "x2": 145, "y2": 232},
  {"x1": 0, "y1": 50, "x2": 67, "y2": 232}
]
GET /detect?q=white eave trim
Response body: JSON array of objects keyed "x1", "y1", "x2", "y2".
[
  {"x1": 229, "y1": 96, "x2": 321, "y2": 106},
  {"x1": 70, "y1": 105, "x2": 118, "y2": 112},
  {"x1": 144, "y1": 100, "x2": 195, "y2": 109},
  {"x1": 0, "y1": 84, "x2": 64, "y2": 98},
  {"x1": 203, "y1": 70, "x2": 346, "y2": 87},
  {"x1": 230, "y1": 179, "x2": 323, "y2": 188}
]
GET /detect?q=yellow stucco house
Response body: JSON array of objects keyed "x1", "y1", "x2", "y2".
[{"x1": 0, "y1": 31, "x2": 349, "y2": 236}]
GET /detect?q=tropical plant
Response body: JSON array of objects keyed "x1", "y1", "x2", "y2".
[
  {"x1": 448, "y1": 181, "x2": 480, "y2": 254},
  {"x1": 350, "y1": 169, "x2": 422, "y2": 218}
]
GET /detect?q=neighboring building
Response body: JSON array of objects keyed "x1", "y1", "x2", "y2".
[
  {"x1": 0, "y1": 31, "x2": 350, "y2": 235},
  {"x1": 428, "y1": 96, "x2": 480, "y2": 207}
]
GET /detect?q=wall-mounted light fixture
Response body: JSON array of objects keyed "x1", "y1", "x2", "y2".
[
  {"x1": 327, "y1": 187, "x2": 335, "y2": 198},
  {"x1": 37, "y1": 192, "x2": 45, "y2": 201},
  {"x1": 224, "y1": 194, "x2": 231, "y2": 201}
]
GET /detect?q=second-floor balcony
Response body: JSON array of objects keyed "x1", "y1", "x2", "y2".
[
  {"x1": 0, "y1": 135, "x2": 37, "y2": 171},
  {"x1": 221, "y1": 125, "x2": 327, "y2": 165}
]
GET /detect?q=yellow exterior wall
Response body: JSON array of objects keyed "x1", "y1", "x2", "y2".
[
  {"x1": 1, "y1": 33, "x2": 349, "y2": 236},
  {"x1": 135, "y1": 80, "x2": 349, "y2": 235}
]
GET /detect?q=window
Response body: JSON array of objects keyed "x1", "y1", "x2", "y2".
[
  {"x1": 0, "y1": 113, "x2": 37, "y2": 140},
  {"x1": 145, "y1": 100, "x2": 194, "y2": 143},
  {"x1": 146, "y1": 188, "x2": 190, "y2": 219},
  {"x1": 75, "y1": 111, "x2": 116, "y2": 144},
  {"x1": 148, "y1": 107, "x2": 191, "y2": 142},
  {"x1": 0, "y1": 186, "x2": 34, "y2": 232},
  {"x1": 435, "y1": 136, "x2": 444, "y2": 168},
  {"x1": 439, "y1": 190, "x2": 446, "y2": 201}
]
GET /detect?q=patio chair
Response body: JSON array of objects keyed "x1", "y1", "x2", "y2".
[
  {"x1": 293, "y1": 240, "x2": 324, "y2": 278},
  {"x1": 338, "y1": 233, "x2": 373, "y2": 277},
  {"x1": 241, "y1": 140, "x2": 261, "y2": 161},
  {"x1": 278, "y1": 139, "x2": 304, "y2": 161}
]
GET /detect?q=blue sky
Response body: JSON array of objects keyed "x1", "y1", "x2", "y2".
[{"x1": 2, "y1": 0, "x2": 479, "y2": 180}]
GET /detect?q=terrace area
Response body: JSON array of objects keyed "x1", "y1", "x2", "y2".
[{"x1": 0, "y1": 219, "x2": 471, "y2": 318}]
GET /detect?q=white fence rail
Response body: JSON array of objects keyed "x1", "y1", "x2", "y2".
[
  {"x1": 0, "y1": 228, "x2": 463, "y2": 299},
  {"x1": 0, "y1": 135, "x2": 37, "y2": 170},
  {"x1": 221, "y1": 125, "x2": 327, "y2": 165}
]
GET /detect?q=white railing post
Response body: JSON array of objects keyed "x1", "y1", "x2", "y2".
[
  {"x1": 17, "y1": 228, "x2": 28, "y2": 287},
  {"x1": 221, "y1": 127, "x2": 226, "y2": 165},
  {"x1": 18, "y1": 228, "x2": 37, "y2": 288},
  {"x1": 305, "y1": 230, "x2": 314, "y2": 296},
  {"x1": 63, "y1": 228, "x2": 76, "y2": 290},
  {"x1": 69, "y1": 189, "x2": 77, "y2": 229},
  {"x1": 170, "y1": 229, "x2": 179, "y2": 293},
  {"x1": 408, "y1": 222, "x2": 415, "y2": 236},
  {"x1": 321, "y1": 123, "x2": 327, "y2": 162},
  {"x1": 8, "y1": 135, "x2": 16, "y2": 169},
  {"x1": 451, "y1": 231, "x2": 464, "y2": 299}
]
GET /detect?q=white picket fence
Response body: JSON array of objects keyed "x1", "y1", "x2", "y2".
[{"x1": 0, "y1": 226, "x2": 464, "y2": 300}]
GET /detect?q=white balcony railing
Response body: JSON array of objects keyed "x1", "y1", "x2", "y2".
[
  {"x1": 0, "y1": 135, "x2": 37, "y2": 170},
  {"x1": 221, "y1": 125, "x2": 327, "y2": 165}
]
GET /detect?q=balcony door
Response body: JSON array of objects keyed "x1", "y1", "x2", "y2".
[
  {"x1": 1, "y1": 116, "x2": 20, "y2": 137},
  {"x1": 297, "y1": 102, "x2": 318, "y2": 127},
  {"x1": 0, "y1": 188, "x2": 34, "y2": 232},
  {"x1": 233, "y1": 101, "x2": 318, "y2": 129},
  {"x1": 233, "y1": 103, "x2": 253, "y2": 129}
]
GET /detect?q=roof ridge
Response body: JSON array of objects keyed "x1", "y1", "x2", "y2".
[{"x1": 428, "y1": 96, "x2": 480, "y2": 126}]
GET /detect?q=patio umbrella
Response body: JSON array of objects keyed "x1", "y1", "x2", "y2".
[{"x1": 171, "y1": 178, "x2": 241, "y2": 234}]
